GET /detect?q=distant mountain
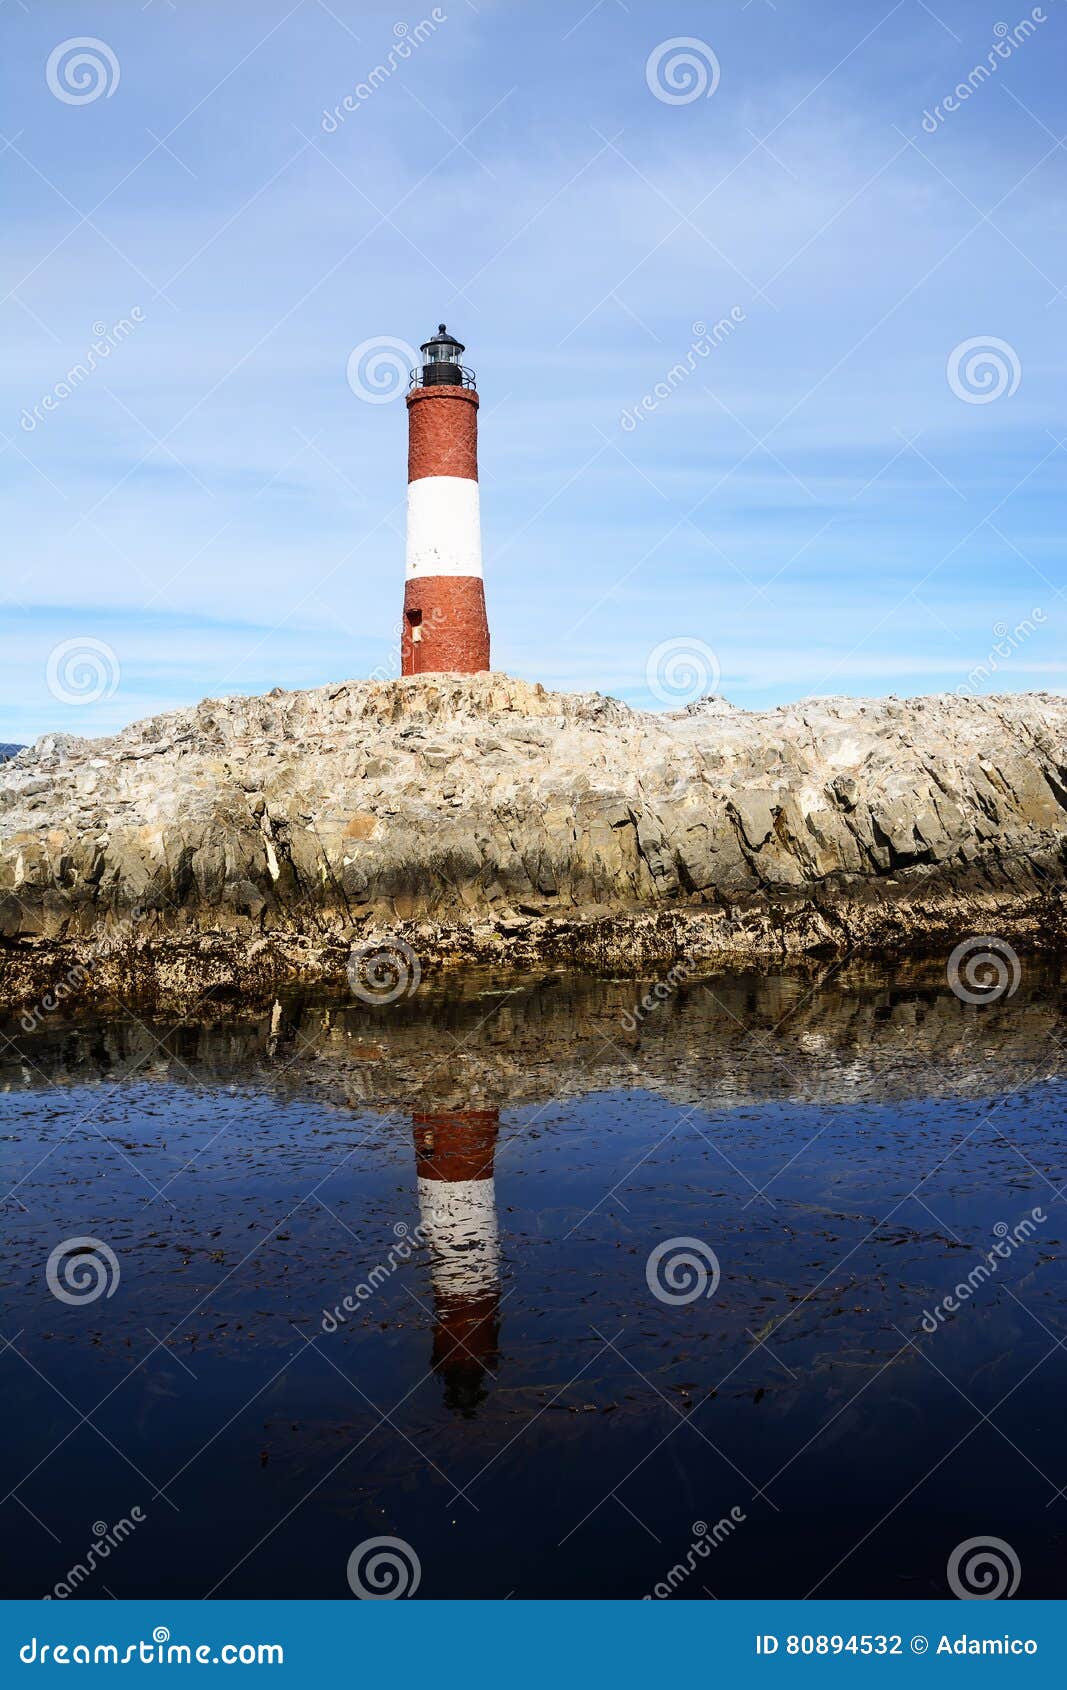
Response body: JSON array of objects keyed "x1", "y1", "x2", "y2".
[{"x1": 0, "y1": 745, "x2": 23, "y2": 763}]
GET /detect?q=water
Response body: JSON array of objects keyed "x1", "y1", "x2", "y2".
[{"x1": 1, "y1": 966, "x2": 1065, "y2": 1600}]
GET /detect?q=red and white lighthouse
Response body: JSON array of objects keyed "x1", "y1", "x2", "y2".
[
  {"x1": 412, "y1": 1108, "x2": 501, "y2": 1415},
  {"x1": 401, "y1": 325, "x2": 490, "y2": 676}
]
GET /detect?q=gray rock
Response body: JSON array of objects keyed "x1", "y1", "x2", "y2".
[{"x1": 0, "y1": 673, "x2": 1064, "y2": 1007}]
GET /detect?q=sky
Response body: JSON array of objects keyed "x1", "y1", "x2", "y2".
[{"x1": 1, "y1": 0, "x2": 1064, "y2": 741}]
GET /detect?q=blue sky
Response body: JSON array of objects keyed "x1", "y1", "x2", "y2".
[{"x1": 1, "y1": 0, "x2": 1064, "y2": 740}]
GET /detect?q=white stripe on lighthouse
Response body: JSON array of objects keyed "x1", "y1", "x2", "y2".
[
  {"x1": 416, "y1": 1175, "x2": 500, "y2": 1297},
  {"x1": 405, "y1": 475, "x2": 483, "y2": 580}
]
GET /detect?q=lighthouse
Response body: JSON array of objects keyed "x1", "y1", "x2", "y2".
[
  {"x1": 401, "y1": 325, "x2": 490, "y2": 676},
  {"x1": 411, "y1": 1107, "x2": 501, "y2": 1415}
]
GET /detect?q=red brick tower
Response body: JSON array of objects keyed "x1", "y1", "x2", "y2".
[{"x1": 402, "y1": 326, "x2": 490, "y2": 676}]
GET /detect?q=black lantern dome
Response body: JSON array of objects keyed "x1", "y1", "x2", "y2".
[{"x1": 413, "y1": 324, "x2": 476, "y2": 390}]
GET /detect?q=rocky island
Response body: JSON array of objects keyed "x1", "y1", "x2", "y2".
[{"x1": 1, "y1": 674, "x2": 1064, "y2": 1010}]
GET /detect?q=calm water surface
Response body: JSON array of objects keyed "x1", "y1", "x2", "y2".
[{"x1": 1, "y1": 967, "x2": 1065, "y2": 1599}]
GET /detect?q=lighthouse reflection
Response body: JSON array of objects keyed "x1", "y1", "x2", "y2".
[{"x1": 411, "y1": 1108, "x2": 501, "y2": 1417}]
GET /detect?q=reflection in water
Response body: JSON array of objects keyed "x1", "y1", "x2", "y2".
[
  {"x1": 2, "y1": 965, "x2": 1067, "y2": 1598},
  {"x1": 412, "y1": 1109, "x2": 501, "y2": 1416},
  {"x1": 4, "y1": 962, "x2": 1066, "y2": 1114}
]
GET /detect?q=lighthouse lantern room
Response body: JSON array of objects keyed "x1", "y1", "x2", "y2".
[
  {"x1": 402, "y1": 324, "x2": 490, "y2": 676},
  {"x1": 416, "y1": 324, "x2": 470, "y2": 387}
]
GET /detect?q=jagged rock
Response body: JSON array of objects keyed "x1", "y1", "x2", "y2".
[{"x1": 0, "y1": 673, "x2": 1065, "y2": 1007}]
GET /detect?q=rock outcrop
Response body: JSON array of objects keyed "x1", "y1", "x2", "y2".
[{"x1": 1, "y1": 674, "x2": 1065, "y2": 1006}]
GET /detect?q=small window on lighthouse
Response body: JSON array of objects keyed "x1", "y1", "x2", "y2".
[{"x1": 407, "y1": 608, "x2": 423, "y2": 643}]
